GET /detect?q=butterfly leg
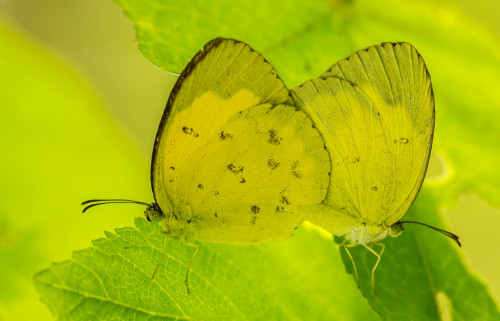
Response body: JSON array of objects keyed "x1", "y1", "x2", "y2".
[
  {"x1": 343, "y1": 244, "x2": 359, "y2": 289},
  {"x1": 184, "y1": 241, "x2": 199, "y2": 294},
  {"x1": 124, "y1": 228, "x2": 163, "y2": 249},
  {"x1": 362, "y1": 242, "x2": 385, "y2": 295},
  {"x1": 151, "y1": 233, "x2": 168, "y2": 279}
]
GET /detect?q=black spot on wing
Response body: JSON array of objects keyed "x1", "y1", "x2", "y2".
[
  {"x1": 267, "y1": 158, "x2": 281, "y2": 169},
  {"x1": 250, "y1": 205, "x2": 260, "y2": 225},
  {"x1": 228, "y1": 163, "x2": 246, "y2": 183},
  {"x1": 268, "y1": 129, "x2": 282, "y2": 145},
  {"x1": 371, "y1": 186, "x2": 378, "y2": 191},
  {"x1": 280, "y1": 194, "x2": 290, "y2": 205},
  {"x1": 227, "y1": 164, "x2": 244, "y2": 174},
  {"x1": 394, "y1": 137, "x2": 410, "y2": 144},
  {"x1": 219, "y1": 131, "x2": 234, "y2": 141},
  {"x1": 290, "y1": 161, "x2": 303, "y2": 179},
  {"x1": 251, "y1": 205, "x2": 260, "y2": 214},
  {"x1": 182, "y1": 126, "x2": 199, "y2": 137},
  {"x1": 345, "y1": 156, "x2": 360, "y2": 164},
  {"x1": 279, "y1": 188, "x2": 290, "y2": 205},
  {"x1": 198, "y1": 184, "x2": 204, "y2": 189}
]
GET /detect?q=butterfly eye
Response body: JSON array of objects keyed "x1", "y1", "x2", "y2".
[
  {"x1": 145, "y1": 203, "x2": 165, "y2": 222},
  {"x1": 389, "y1": 222, "x2": 404, "y2": 237}
]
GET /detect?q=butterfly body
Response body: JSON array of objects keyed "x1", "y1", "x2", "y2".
[{"x1": 347, "y1": 224, "x2": 388, "y2": 245}]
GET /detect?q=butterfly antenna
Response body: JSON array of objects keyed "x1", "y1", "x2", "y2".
[
  {"x1": 81, "y1": 199, "x2": 150, "y2": 213},
  {"x1": 399, "y1": 220, "x2": 461, "y2": 247}
]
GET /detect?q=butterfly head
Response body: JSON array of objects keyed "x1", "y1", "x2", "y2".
[
  {"x1": 144, "y1": 202, "x2": 166, "y2": 222},
  {"x1": 388, "y1": 221, "x2": 404, "y2": 238}
]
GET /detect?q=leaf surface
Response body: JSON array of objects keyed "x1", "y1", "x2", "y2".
[
  {"x1": 35, "y1": 219, "x2": 378, "y2": 320},
  {"x1": 340, "y1": 189, "x2": 500, "y2": 320}
]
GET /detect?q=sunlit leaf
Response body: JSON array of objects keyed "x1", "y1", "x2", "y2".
[
  {"x1": 341, "y1": 189, "x2": 500, "y2": 320},
  {"x1": 35, "y1": 219, "x2": 377, "y2": 320},
  {"x1": 112, "y1": 0, "x2": 337, "y2": 84}
]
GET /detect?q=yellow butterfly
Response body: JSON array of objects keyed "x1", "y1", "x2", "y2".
[
  {"x1": 292, "y1": 42, "x2": 460, "y2": 291},
  {"x1": 82, "y1": 38, "x2": 331, "y2": 290},
  {"x1": 83, "y1": 39, "x2": 460, "y2": 293}
]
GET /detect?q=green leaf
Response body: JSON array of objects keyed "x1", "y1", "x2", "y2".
[
  {"x1": 112, "y1": 0, "x2": 500, "y2": 208},
  {"x1": 112, "y1": 0, "x2": 338, "y2": 84},
  {"x1": 340, "y1": 188, "x2": 500, "y2": 320},
  {"x1": 34, "y1": 219, "x2": 378, "y2": 320},
  {"x1": 107, "y1": 0, "x2": 500, "y2": 318},
  {"x1": 34, "y1": 197, "x2": 500, "y2": 321}
]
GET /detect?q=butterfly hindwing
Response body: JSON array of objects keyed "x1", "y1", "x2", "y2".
[
  {"x1": 292, "y1": 42, "x2": 434, "y2": 230},
  {"x1": 293, "y1": 77, "x2": 394, "y2": 232}
]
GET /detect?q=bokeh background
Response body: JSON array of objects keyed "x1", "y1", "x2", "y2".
[{"x1": 1, "y1": 0, "x2": 499, "y2": 320}]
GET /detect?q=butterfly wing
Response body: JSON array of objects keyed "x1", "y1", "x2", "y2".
[
  {"x1": 152, "y1": 38, "x2": 330, "y2": 243},
  {"x1": 292, "y1": 42, "x2": 434, "y2": 232}
]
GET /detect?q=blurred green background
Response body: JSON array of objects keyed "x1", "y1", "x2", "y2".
[{"x1": 1, "y1": 0, "x2": 499, "y2": 320}]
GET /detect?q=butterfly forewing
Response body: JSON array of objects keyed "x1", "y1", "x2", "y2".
[
  {"x1": 152, "y1": 38, "x2": 330, "y2": 243},
  {"x1": 324, "y1": 42, "x2": 434, "y2": 226},
  {"x1": 293, "y1": 77, "x2": 396, "y2": 230}
]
